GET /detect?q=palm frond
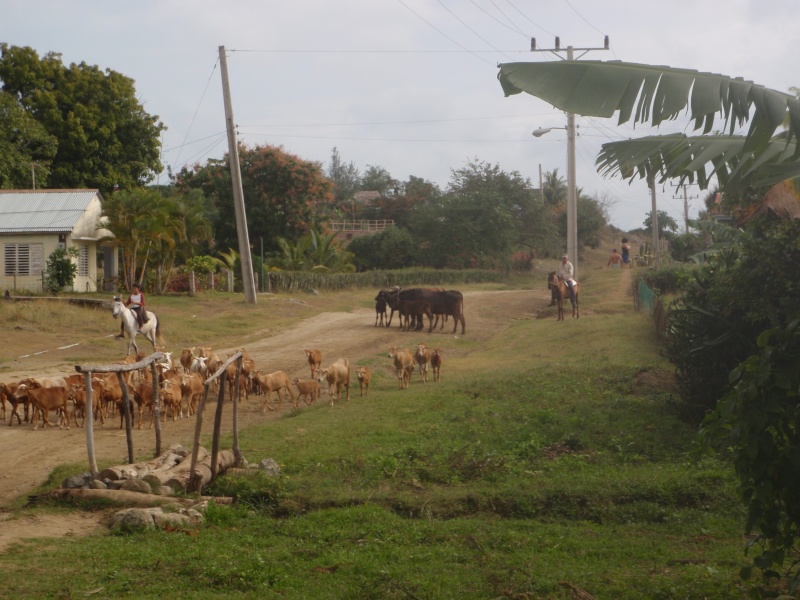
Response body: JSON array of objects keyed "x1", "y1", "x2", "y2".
[
  {"x1": 596, "y1": 134, "x2": 800, "y2": 192},
  {"x1": 497, "y1": 60, "x2": 800, "y2": 157}
]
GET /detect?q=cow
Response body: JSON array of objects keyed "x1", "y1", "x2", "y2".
[
  {"x1": 388, "y1": 347, "x2": 414, "y2": 389},
  {"x1": 180, "y1": 372, "x2": 205, "y2": 417},
  {"x1": 292, "y1": 377, "x2": 320, "y2": 406},
  {"x1": 375, "y1": 296, "x2": 388, "y2": 327},
  {"x1": 399, "y1": 300, "x2": 433, "y2": 332},
  {"x1": 26, "y1": 385, "x2": 69, "y2": 430},
  {"x1": 430, "y1": 349, "x2": 443, "y2": 382},
  {"x1": 356, "y1": 366, "x2": 371, "y2": 397},
  {"x1": 398, "y1": 288, "x2": 465, "y2": 334},
  {"x1": 179, "y1": 347, "x2": 195, "y2": 373},
  {"x1": 414, "y1": 344, "x2": 433, "y2": 383},
  {"x1": 375, "y1": 286, "x2": 402, "y2": 327},
  {"x1": 316, "y1": 358, "x2": 350, "y2": 406},
  {"x1": 251, "y1": 370, "x2": 296, "y2": 411},
  {"x1": 304, "y1": 349, "x2": 322, "y2": 379}
]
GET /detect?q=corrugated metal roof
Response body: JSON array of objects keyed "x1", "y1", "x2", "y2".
[{"x1": 0, "y1": 190, "x2": 102, "y2": 233}]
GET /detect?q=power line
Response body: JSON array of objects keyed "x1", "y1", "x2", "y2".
[
  {"x1": 395, "y1": 0, "x2": 494, "y2": 65},
  {"x1": 434, "y1": 0, "x2": 515, "y2": 61},
  {"x1": 172, "y1": 58, "x2": 220, "y2": 171}
]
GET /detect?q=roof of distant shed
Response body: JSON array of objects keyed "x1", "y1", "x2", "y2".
[{"x1": 0, "y1": 189, "x2": 104, "y2": 234}]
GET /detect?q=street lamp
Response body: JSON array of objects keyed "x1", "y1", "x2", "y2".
[{"x1": 532, "y1": 116, "x2": 578, "y2": 280}]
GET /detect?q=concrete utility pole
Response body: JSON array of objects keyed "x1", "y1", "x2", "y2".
[
  {"x1": 530, "y1": 36, "x2": 609, "y2": 281},
  {"x1": 219, "y1": 45, "x2": 257, "y2": 304},
  {"x1": 671, "y1": 181, "x2": 698, "y2": 234}
]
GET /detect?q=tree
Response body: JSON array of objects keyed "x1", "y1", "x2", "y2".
[
  {"x1": 0, "y1": 44, "x2": 165, "y2": 195},
  {"x1": 348, "y1": 226, "x2": 417, "y2": 270},
  {"x1": 0, "y1": 91, "x2": 57, "y2": 189},
  {"x1": 100, "y1": 188, "x2": 212, "y2": 291},
  {"x1": 176, "y1": 144, "x2": 334, "y2": 256},
  {"x1": 643, "y1": 210, "x2": 678, "y2": 236},
  {"x1": 326, "y1": 146, "x2": 360, "y2": 214},
  {"x1": 44, "y1": 247, "x2": 78, "y2": 294},
  {"x1": 541, "y1": 168, "x2": 567, "y2": 206},
  {"x1": 361, "y1": 165, "x2": 398, "y2": 196},
  {"x1": 410, "y1": 160, "x2": 526, "y2": 269}
]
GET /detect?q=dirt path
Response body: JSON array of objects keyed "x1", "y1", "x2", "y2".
[{"x1": 0, "y1": 287, "x2": 553, "y2": 552}]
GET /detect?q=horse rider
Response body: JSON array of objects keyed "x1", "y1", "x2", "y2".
[
  {"x1": 115, "y1": 282, "x2": 148, "y2": 338},
  {"x1": 557, "y1": 254, "x2": 577, "y2": 304}
]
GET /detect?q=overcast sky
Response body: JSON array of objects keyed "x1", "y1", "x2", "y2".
[{"x1": 3, "y1": 0, "x2": 798, "y2": 232}]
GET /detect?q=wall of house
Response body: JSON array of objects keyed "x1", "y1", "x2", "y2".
[{"x1": 1, "y1": 234, "x2": 105, "y2": 293}]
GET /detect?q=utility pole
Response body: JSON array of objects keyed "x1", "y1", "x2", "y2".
[
  {"x1": 530, "y1": 36, "x2": 609, "y2": 280},
  {"x1": 671, "y1": 181, "x2": 698, "y2": 234},
  {"x1": 219, "y1": 45, "x2": 257, "y2": 304}
]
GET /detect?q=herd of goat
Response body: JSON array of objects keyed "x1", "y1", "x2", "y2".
[{"x1": 0, "y1": 287, "x2": 460, "y2": 431}]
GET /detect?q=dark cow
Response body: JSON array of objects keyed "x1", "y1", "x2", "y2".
[
  {"x1": 397, "y1": 288, "x2": 465, "y2": 334},
  {"x1": 399, "y1": 299, "x2": 433, "y2": 332}
]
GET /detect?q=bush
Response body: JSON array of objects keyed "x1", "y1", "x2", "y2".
[{"x1": 44, "y1": 246, "x2": 78, "y2": 294}]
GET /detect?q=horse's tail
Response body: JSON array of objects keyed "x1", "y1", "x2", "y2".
[{"x1": 156, "y1": 317, "x2": 165, "y2": 346}]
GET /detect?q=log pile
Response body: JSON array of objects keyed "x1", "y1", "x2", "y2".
[{"x1": 98, "y1": 444, "x2": 236, "y2": 493}]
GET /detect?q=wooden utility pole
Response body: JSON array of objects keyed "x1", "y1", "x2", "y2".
[
  {"x1": 671, "y1": 181, "x2": 698, "y2": 234},
  {"x1": 219, "y1": 46, "x2": 257, "y2": 304},
  {"x1": 648, "y1": 172, "x2": 660, "y2": 268}
]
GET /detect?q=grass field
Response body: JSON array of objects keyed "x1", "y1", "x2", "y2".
[{"x1": 0, "y1": 251, "x2": 758, "y2": 599}]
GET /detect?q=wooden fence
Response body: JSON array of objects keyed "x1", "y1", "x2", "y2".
[{"x1": 75, "y1": 350, "x2": 247, "y2": 493}]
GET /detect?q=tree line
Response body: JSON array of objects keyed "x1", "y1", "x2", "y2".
[{"x1": 0, "y1": 44, "x2": 609, "y2": 292}]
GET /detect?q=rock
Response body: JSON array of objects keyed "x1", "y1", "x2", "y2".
[
  {"x1": 89, "y1": 480, "x2": 108, "y2": 490},
  {"x1": 258, "y1": 458, "x2": 280, "y2": 476},
  {"x1": 157, "y1": 486, "x2": 174, "y2": 497},
  {"x1": 107, "y1": 508, "x2": 158, "y2": 532},
  {"x1": 152, "y1": 511, "x2": 194, "y2": 528},
  {"x1": 119, "y1": 479, "x2": 153, "y2": 494},
  {"x1": 62, "y1": 473, "x2": 91, "y2": 489}
]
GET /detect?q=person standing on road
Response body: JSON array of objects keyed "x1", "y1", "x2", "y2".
[{"x1": 608, "y1": 248, "x2": 623, "y2": 268}]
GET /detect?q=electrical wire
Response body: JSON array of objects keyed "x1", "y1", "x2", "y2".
[
  {"x1": 171, "y1": 57, "x2": 220, "y2": 172},
  {"x1": 395, "y1": 0, "x2": 495, "y2": 65}
]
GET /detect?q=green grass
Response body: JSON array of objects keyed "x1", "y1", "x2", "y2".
[{"x1": 0, "y1": 262, "x2": 759, "y2": 598}]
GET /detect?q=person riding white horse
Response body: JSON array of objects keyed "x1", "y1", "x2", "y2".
[
  {"x1": 112, "y1": 285, "x2": 161, "y2": 356},
  {"x1": 115, "y1": 283, "x2": 148, "y2": 338}
]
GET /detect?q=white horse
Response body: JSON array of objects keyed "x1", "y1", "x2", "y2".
[{"x1": 111, "y1": 297, "x2": 161, "y2": 356}]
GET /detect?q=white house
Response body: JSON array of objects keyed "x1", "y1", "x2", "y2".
[{"x1": 0, "y1": 189, "x2": 116, "y2": 293}]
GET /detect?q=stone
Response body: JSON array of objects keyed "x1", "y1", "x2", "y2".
[
  {"x1": 258, "y1": 458, "x2": 280, "y2": 476},
  {"x1": 89, "y1": 480, "x2": 108, "y2": 490},
  {"x1": 107, "y1": 508, "x2": 158, "y2": 532},
  {"x1": 119, "y1": 478, "x2": 153, "y2": 494},
  {"x1": 62, "y1": 473, "x2": 91, "y2": 489}
]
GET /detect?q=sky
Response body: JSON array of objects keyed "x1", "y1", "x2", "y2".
[{"x1": 3, "y1": 0, "x2": 799, "y2": 232}]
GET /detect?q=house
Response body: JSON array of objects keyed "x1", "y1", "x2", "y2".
[{"x1": 0, "y1": 190, "x2": 116, "y2": 293}]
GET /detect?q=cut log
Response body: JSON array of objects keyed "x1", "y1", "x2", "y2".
[
  {"x1": 169, "y1": 450, "x2": 237, "y2": 492},
  {"x1": 99, "y1": 444, "x2": 187, "y2": 481},
  {"x1": 143, "y1": 447, "x2": 210, "y2": 489},
  {"x1": 41, "y1": 488, "x2": 233, "y2": 506}
]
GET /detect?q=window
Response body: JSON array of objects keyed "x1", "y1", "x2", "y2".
[
  {"x1": 78, "y1": 245, "x2": 89, "y2": 276},
  {"x1": 4, "y1": 243, "x2": 44, "y2": 276}
]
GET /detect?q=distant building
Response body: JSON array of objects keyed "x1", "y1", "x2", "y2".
[{"x1": 0, "y1": 190, "x2": 116, "y2": 293}]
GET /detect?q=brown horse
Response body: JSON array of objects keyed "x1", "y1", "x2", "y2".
[{"x1": 547, "y1": 271, "x2": 580, "y2": 320}]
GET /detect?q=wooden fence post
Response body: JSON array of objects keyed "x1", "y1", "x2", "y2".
[{"x1": 84, "y1": 371, "x2": 98, "y2": 475}]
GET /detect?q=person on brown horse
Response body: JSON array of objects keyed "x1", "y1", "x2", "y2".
[{"x1": 557, "y1": 254, "x2": 577, "y2": 305}]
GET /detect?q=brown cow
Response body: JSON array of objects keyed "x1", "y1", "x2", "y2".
[
  {"x1": 356, "y1": 366, "x2": 371, "y2": 397},
  {"x1": 388, "y1": 347, "x2": 414, "y2": 389},
  {"x1": 180, "y1": 372, "x2": 205, "y2": 417},
  {"x1": 316, "y1": 358, "x2": 350, "y2": 406},
  {"x1": 430, "y1": 349, "x2": 443, "y2": 382},
  {"x1": 304, "y1": 349, "x2": 322, "y2": 378},
  {"x1": 292, "y1": 377, "x2": 320, "y2": 406},
  {"x1": 251, "y1": 370, "x2": 296, "y2": 411},
  {"x1": 414, "y1": 344, "x2": 433, "y2": 383},
  {"x1": 26, "y1": 385, "x2": 69, "y2": 430},
  {"x1": 179, "y1": 347, "x2": 195, "y2": 373}
]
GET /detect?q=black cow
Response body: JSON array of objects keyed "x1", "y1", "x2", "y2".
[{"x1": 397, "y1": 288, "x2": 465, "y2": 334}]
